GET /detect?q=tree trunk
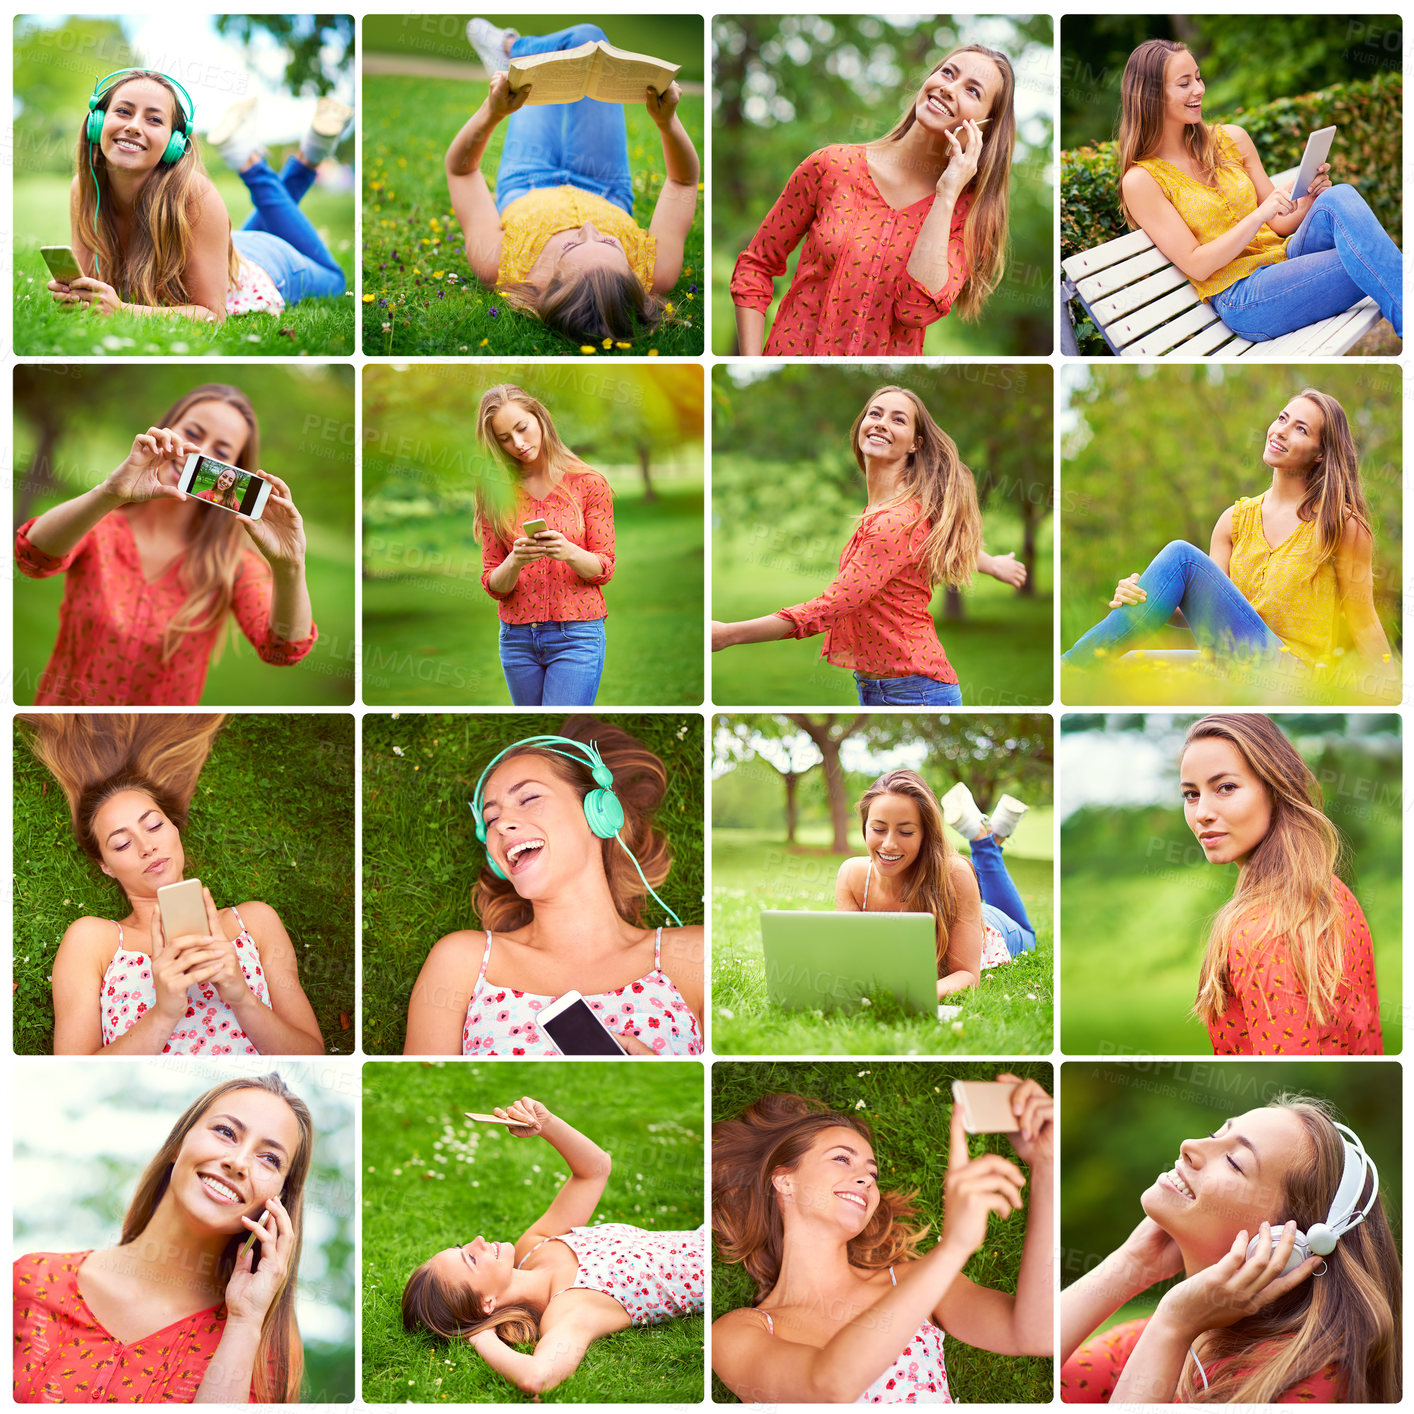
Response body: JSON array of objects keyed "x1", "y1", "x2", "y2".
[
  {"x1": 943, "y1": 586, "x2": 964, "y2": 622},
  {"x1": 638, "y1": 444, "x2": 656, "y2": 503},
  {"x1": 788, "y1": 713, "x2": 868, "y2": 853},
  {"x1": 783, "y1": 771, "x2": 799, "y2": 844},
  {"x1": 1019, "y1": 495, "x2": 1037, "y2": 599},
  {"x1": 14, "y1": 422, "x2": 60, "y2": 530}
]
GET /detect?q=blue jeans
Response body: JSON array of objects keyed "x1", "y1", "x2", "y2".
[
  {"x1": 1062, "y1": 541, "x2": 1282, "y2": 664},
  {"x1": 230, "y1": 155, "x2": 346, "y2": 303},
  {"x1": 972, "y1": 833, "x2": 1036, "y2": 957},
  {"x1": 1210, "y1": 185, "x2": 1403, "y2": 340},
  {"x1": 494, "y1": 24, "x2": 634, "y2": 215},
  {"x1": 853, "y1": 672, "x2": 963, "y2": 706},
  {"x1": 499, "y1": 619, "x2": 606, "y2": 705}
]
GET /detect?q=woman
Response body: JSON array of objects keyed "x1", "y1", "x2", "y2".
[
  {"x1": 21, "y1": 713, "x2": 324, "y2": 1057},
  {"x1": 404, "y1": 719, "x2": 704, "y2": 1056},
  {"x1": 712, "y1": 1081, "x2": 1053, "y2": 1403},
  {"x1": 1060, "y1": 1094, "x2": 1400, "y2": 1402},
  {"x1": 48, "y1": 69, "x2": 349, "y2": 322},
  {"x1": 1179, "y1": 714, "x2": 1382, "y2": 1055},
  {"x1": 711, "y1": 385, "x2": 1025, "y2": 706},
  {"x1": 14, "y1": 1072, "x2": 313, "y2": 1402},
  {"x1": 448, "y1": 20, "x2": 700, "y2": 345},
  {"x1": 732, "y1": 45, "x2": 1016, "y2": 356},
  {"x1": 838, "y1": 770, "x2": 1036, "y2": 999},
  {"x1": 1063, "y1": 390, "x2": 1397, "y2": 684},
  {"x1": 402, "y1": 1096, "x2": 704, "y2": 1397},
  {"x1": 476, "y1": 384, "x2": 615, "y2": 706},
  {"x1": 195, "y1": 467, "x2": 243, "y2": 511},
  {"x1": 1117, "y1": 40, "x2": 1402, "y2": 342},
  {"x1": 14, "y1": 382, "x2": 317, "y2": 705}
]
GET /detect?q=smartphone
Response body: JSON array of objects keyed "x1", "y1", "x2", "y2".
[
  {"x1": 464, "y1": 1111, "x2": 522, "y2": 1125},
  {"x1": 1290, "y1": 124, "x2": 1336, "y2": 201},
  {"x1": 537, "y1": 990, "x2": 625, "y2": 1056},
  {"x1": 40, "y1": 245, "x2": 83, "y2": 284},
  {"x1": 521, "y1": 517, "x2": 548, "y2": 539},
  {"x1": 952, "y1": 1079, "x2": 1020, "y2": 1134},
  {"x1": 157, "y1": 878, "x2": 206, "y2": 943},
  {"x1": 178, "y1": 454, "x2": 273, "y2": 521}
]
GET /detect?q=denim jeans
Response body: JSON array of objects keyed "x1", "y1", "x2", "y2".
[
  {"x1": 494, "y1": 24, "x2": 635, "y2": 215},
  {"x1": 971, "y1": 832, "x2": 1035, "y2": 957},
  {"x1": 1210, "y1": 184, "x2": 1403, "y2": 340},
  {"x1": 499, "y1": 618, "x2": 606, "y2": 705},
  {"x1": 230, "y1": 155, "x2": 346, "y2": 302},
  {"x1": 853, "y1": 672, "x2": 963, "y2": 706},
  {"x1": 1062, "y1": 541, "x2": 1282, "y2": 664}
]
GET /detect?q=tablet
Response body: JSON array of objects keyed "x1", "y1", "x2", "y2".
[{"x1": 1290, "y1": 125, "x2": 1336, "y2": 201}]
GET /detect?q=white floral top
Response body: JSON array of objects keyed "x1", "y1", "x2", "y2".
[{"x1": 226, "y1": 257, "x2": 285, "y2": 316}]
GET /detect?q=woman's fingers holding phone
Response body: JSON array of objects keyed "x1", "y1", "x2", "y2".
[{"x1": 617, "y1": 1030, "x2": 655, "y2": 1055}]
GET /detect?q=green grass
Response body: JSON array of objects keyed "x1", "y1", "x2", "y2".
[
  {"x1": 362, "y1": 481, "x2": 704, "y2": 705},
  {"x1": 13, "y1": 171, "x2": 354, "y2": 356},
  {"x1": 12, "y1": 715, "x2": 356, "y2": 1054},
  {"x1": 362, "y1": 713, "x2": 704, "y2": 1054},
  {"x1": 712, "y1": 1061, "x2": 1053, "y2": 1403},
  {"x1": 361, "y1": 76, "x2": 704, "y2": 356},
  {"x1": 710, "y1": 825, "x2": 1054, "y2": 1056},
  {"x1": 362, "y1": 1059, "x2": 704, "y2": 1403}
]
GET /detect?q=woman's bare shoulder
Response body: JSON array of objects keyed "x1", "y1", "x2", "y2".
[{"x1": 57, "y1": 915, "x2": 120, "y2": 961}]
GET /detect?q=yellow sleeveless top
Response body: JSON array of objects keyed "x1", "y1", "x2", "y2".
[
  {"x1": 1135, "y1": 129, "x2": 1288, "y2": 300},
  {"x1": 497, "y1": 188, "x2": 656, "y2": 289},
  {"x1": 1228, "y1": 494, "x2": 1340, "y2": 665}
]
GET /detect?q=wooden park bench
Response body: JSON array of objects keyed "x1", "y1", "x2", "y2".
[{"x1": 1060, "y1": 168, "x2": 1384, "y2": 357}]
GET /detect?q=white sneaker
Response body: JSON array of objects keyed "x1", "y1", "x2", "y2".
[
  {"x1": 466, "y1": 17, "x2": 517, "y2": 73},
  {"x1": 990, "y1": 794, "x2": 1029, "y2": 841},
  {"x1": 940, "y1": 782, "x2": 985, "y2": 842},
  {"x1": 301, "y1": 98, "x2": 354, "y2": 164},
  {"x1": 207, "y1": 96, "x2": 260, "y2": 169}
]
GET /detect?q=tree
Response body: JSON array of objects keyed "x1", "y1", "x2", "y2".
[
  {"x1": 715, "y1": 716, "x2": 821, "y2": 844},
  {"x1": 213, "y1": 15, "x2": 354, "y2": 94},
  {"x1": 786, "y1": 714, "x2": 870, "y2": 852}
]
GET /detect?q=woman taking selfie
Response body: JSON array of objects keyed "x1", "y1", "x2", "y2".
[
  {"x1": 14, "y1": 1072, "x2": 314, "y2": 1402},
  {"x1": 1116, "y1": 40, "x2": 1402, "y2": 342},
  {"x1": 195, "y1": 467, "x2": 243, "y2": 510},
  {"x1": 731, "y1": 44, "x2": 1016, "y2": 355},
  {"x1": 14, "y1": 382, "x2": 317, "y2": 706},
  {"x1": 20, "y1": 712, "x2": 324, "y2": 1057}
]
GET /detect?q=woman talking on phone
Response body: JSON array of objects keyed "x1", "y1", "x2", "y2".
[
  {"x1": 14, "y1": 382, "x2": 317, "y2": 706},
  {"x1": 19, "y1": 712, "x2": 324, "y2": 1057},
  {"x1": 14, "y1": 1072, "x2": 314, "y2": 1402}
]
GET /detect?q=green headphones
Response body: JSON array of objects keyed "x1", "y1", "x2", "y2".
[
  {"x1": 469, "y1": 735, "x2": 681, "y2": 925},
  {"x1": 87, "y1": 68, "x2": 195, "y2": 165}
]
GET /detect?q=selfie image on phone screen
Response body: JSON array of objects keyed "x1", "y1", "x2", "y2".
[{"x1": 180, "y1": 455, "x2": 271, "y2": 519}]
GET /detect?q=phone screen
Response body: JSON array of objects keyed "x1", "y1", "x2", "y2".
[
  {"x1": 188, "y1": 456, "x2": 266, "y2": 517},
  {"x1": 540, "y1": 1000, "x2": 624, "y2": 1056}
]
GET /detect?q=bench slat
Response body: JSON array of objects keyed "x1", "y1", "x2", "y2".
[
  {"x1": 1108, "y1": 284, "x2": 1208, "y2": 346},
  {"x1": 1061, "y1": 228, "x2": 1156, "y2": 281},
  {"x1": 1074, "y1": 245, "x2": 1174, "y2": 302},
  {"x1": 1121, "y1": 301, "x2": 1226, "y2": 357},
  {"x1": 1092, "y1": 264, "x2": 1190, "y2": 323}
]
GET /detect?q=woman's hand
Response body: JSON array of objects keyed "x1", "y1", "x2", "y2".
[
  {"x1": 158, "y1": 888, "x2": 254, "y2": 1009},
  {"x1": 226, "y1": 1196, "x2": 295, "y2": 1326},
  {"x1": 999, "y1": 1073, "x2": 1053, "y2": 1168},
  {"x1": 936, "y1": 119, "x2": 986, "y2": 203},
  {"x1": 240, "y1": 472, "x2": 308, "y2": 569},
  {"x1": 1256, "y1": 182, "x2": 1297, "y2": 226},
  {"x1": 617, "y1": 1030, "x2": 656, "y2": 1055},
  {"x1": 148, "y1": 908, "x2": 204, "y2": 1022},
  {"x1": 1117, "y1": 1214, "x2": 1183, "y2": 1288},
  {"x1": 531, "y1": 529, "x2": 578, "y2": 562},
  {"x1": 987, "y1": 552, "x2": 1028, "y2": 588},
  {"x1": 506, "y1": 534, "x2": 551, "y2": 570},
  {"x1": 1108, "y1": 573, "x2": 1146, "y2": 609},
  {"x1": 50, "y1": 275, "x2": 127, "y2": 316},
  {"x1": 710, "y1": 620, "x2": 734, "y2": 652},
  {"x1": 492, "y1": 1096, "x2": 551, "y2": 1137},
  {"x1": 1303, "y1": 162, "x2": 1332, "y2": 202},
  {"x1": 488, "y1": 72, "x2": 530, "y2": 121},
  {"x1": 102, "y1": 427, "x2": 198, "y2": 505},
  {"x1": 940, "y1": 1100, "x2": 1027, "y2": 1259},
  {"x1": 646, "y1": 82, "x2": 682, "y2": 129}
]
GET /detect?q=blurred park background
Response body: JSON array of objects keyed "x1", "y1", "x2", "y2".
[
  {"x1": 1062, "y1": 1060, "x2": 1402, "y2": 1335},
  {"x1": 712, "y1": 712, "x2": 1053, "y2": 1056},
  {"x1": 714, "y1": 14, "x2": 1054, "y2": 355},
  {"x1": 13, "y1": 1058, "x2": 356, "y2": 1401},
  {"x1": 13, "y1": 15, "x2": 356, "y2": 356},
  {"x1": 362, "y1": 364, "x2": 704, "y2": 705},
  {"x1": 1060, "y1": 363, "x2": 1402, "y2": 705},
  {"x1": 12, "y1": 363, "x2": 356, "y2": 705},
  {"x1": 711, "y1": 363, "x2": 1052, "y2": 707},
  {"x1": 1060, "y1": 713, "x2": 1402, "y2": 1055}
]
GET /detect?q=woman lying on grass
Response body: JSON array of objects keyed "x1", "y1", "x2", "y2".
[
  {"x1": 448, "y1": 20, "x2": 700, "y2": 346},
  {"x1": 21, "y1": 713, "x2": 324, "y2": 1057},
  {"x1": 838, "y1": 770, "x2": 1037, "y2": 999},
  {"x1": 402, "y1": 1096, "x2": 705, "y2": 1398},
  {"x1": 48, "y1": 68, "x2": 348, "y2": 324},
  {"x1": 712, "y1": 1080, "x2": 1053, "y2": 1403}
]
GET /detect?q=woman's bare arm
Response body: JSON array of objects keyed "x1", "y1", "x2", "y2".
[
  {"x1": 405, "y1": 932, "x2": 481, "y2": 1054},
  {"x1": 938, "y1": 858, "x2": 983, "y2": 996}
]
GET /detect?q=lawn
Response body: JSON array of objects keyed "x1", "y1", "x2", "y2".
[
  {"x1": 362, "y1": 480, "x2": 704, "y2": 705},
  {"x1": 13, "y1": 170, "x2": 354, "y2": 356},
  {"x1": 712, "y1": 1061, "x2": 1054, "y2": 1403},
  {"x1": 12, "y1": 714, "x2": 356, "y2": 1055},
  {"x1": 362, "y1": 1058, "x2": 705, "y2": 1403},
  {"x1": 361, "y1": 712, "x2": 705, "y2": 1054},
  {"x1": 710, "y1": 823, "x2": 1054, "y2": 1057},
  {"x1": 360, "y1": 75, "x2": 704, "y2": 356}
]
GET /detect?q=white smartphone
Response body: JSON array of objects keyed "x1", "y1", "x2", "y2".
[
  {"x1": 157, "y1": 878, "x2": 206, "y2": 942},
  {"x1": 952, "y1": 1079, "x2": 1020, "y2": 1134},
  {"x1": 178, "y1": 454, "x2": 273, "y2": 521},
  {"x1": 1290, "y1": 125, "x2": 1336, "y2": 201},
  {"x1": 537, "y1": 990, "x2": 625, "y2": 1056}
]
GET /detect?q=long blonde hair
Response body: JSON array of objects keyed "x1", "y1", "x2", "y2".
[
  {"x1": 121, "y1": 1073, "x2": 313, "y2": 1402},
  {"x1": 498, "y1": 266, "x2": 664, "y2": 345},
  {"x1": 1285, "y1": 388, "x2": 1373, "y2": 567},
  {"x1": 1186, "y1": 715, "x2": 1347, "y2": 1029},
  {"x1": 879, "y1": 45, "x2": 1015, "y2": 320},
  {"x1": 74, "y1": 71, "x2": 239, "y2": 306},
  {"x1": 850, "y1": 386, "x2": 982, "y2": 589},
  {"x1": 1116, "y1": 40, "x2": 1241, "y2": 228}
]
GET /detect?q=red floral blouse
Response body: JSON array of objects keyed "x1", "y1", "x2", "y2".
[
  {"x1": 15, "y1": 513, "x2": 318, "y2": 706},
  {"x1": 1207, "y1": 877, "x2": 1382, "y2": 1055},
  {"x1": 13, "y1": 1251, "x2": 247, "y2": 1404},
  {"x1": 775, "y1": 499, "x2": 956, "y2": 682},
  {"x1": 1062, "y1": 1317, "x2": 1341, "y2": 1403},
  {"x1": 730, "y1": 144, "x2": 974, "y2": 357},
  {"x1": 479, "y1": 468, "x2": 616, "y2": 623}
]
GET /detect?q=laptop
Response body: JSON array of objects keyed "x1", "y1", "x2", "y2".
[{"x1": 760, "y1": 911, "x2": 956, "y2": 1018}]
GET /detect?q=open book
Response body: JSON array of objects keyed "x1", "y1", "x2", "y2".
[{"x1": 507, "y1": 39, "x2": 680, "y2": 105}]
